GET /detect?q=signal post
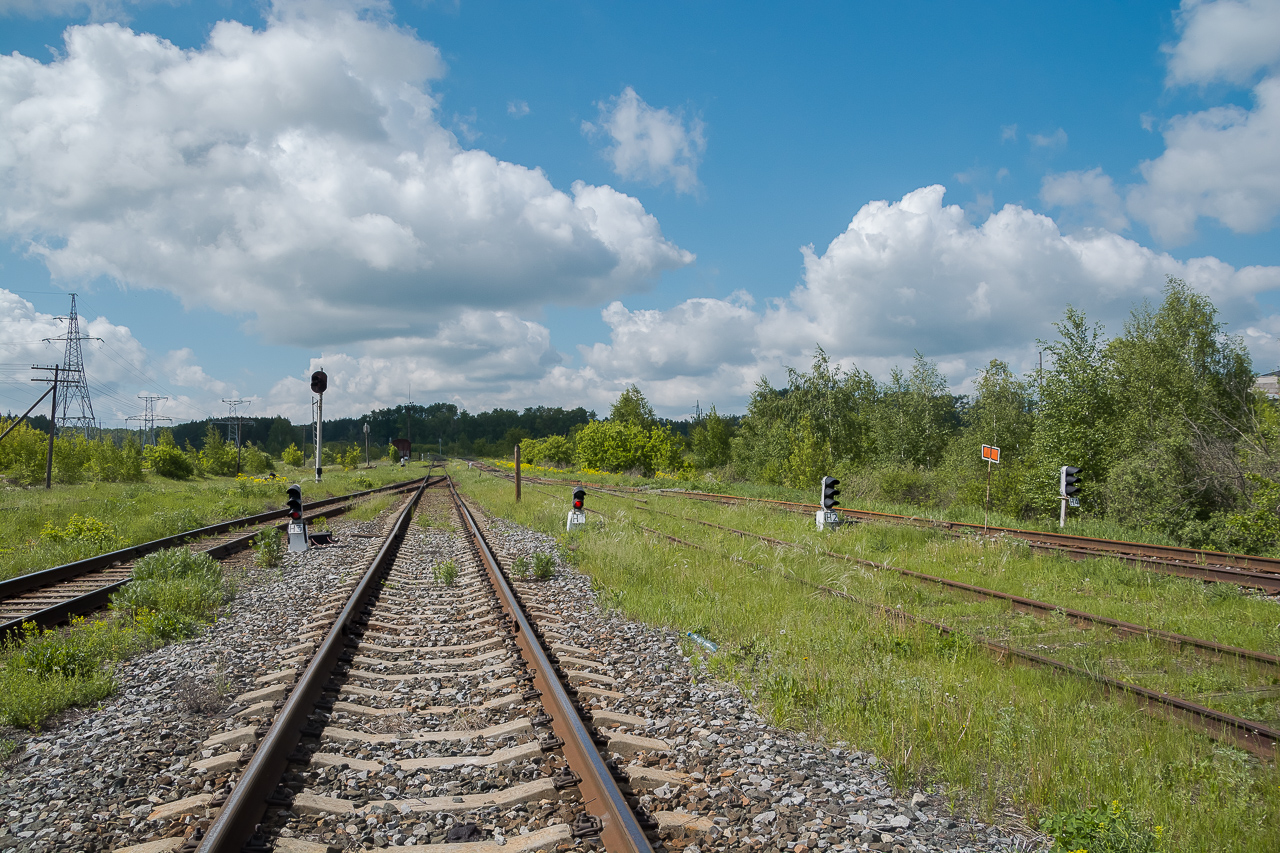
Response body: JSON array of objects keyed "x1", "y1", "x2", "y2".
[
  {"x1": 1060, "y1": 465, "x2": 1082, "y2": 527},
  {"x1": 567, "y1": 487, "x2": 587, "y2": 531},
  {"x1": 286, "y1": 483, "x2": 308, "y2": 552},
  {"x1": 817, "y1": 476, "x2": 841, "y2": 530}
]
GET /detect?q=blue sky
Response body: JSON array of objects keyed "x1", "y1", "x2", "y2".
[{"x1": 2, "y1": 0, "x2": 1279, "y2": 425}]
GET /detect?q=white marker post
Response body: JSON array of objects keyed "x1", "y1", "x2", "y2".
[{"x1": 981, "y1": 444, "x2": 1000, "y2": 532}]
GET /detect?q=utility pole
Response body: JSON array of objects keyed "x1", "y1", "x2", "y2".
[
  {"x1": 42, "y1": 294, "x2": 101, "y2": 439},
  {"x1": 222, "y1": 398, "x2": 250, "y2": 475},
  {"x1": 363, "y1": 421, "x2": 370, "y2": 468},
  {"x1": 31, "y1": 365, "x2": 60, "y2": 488}
]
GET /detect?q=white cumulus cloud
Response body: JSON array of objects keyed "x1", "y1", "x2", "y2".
[
  {"x1": 568, "y1": 186, "x2": 1280, "y2": 414},
  {"x1": 1164, "y1": 0, "x2": 1280, "y2": 86},
  {"x1": 0, "y1": 2, "x2": 693, "y2": 348},
  {"x1": 0, "y1": 289, "x2": 236, "y2": 424},
  {"x1": 1128, "y1": 75, "x2": 1280, "y2": 243},
  {"x1": 1121, "y1": 0, "x2": 1280, "y2": 243},
  {"x1": 1041, "y1": 167, "x2": 1130, "y2": 231},
  {"x1": 583, "y1": 86, "x2": 706, "y2": 194}
]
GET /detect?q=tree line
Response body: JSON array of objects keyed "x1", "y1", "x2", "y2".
[{"x1": 521, "y1": 278, "x2": 1280, "y2": 553}]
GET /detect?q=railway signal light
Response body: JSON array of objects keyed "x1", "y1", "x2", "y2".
[
  {"x1": 821, "y1": 476, "x2": 841, "y2": 510},
  {"x1": 567, "y1": 487, "x2": 586, "y2": 532},
  {"x1": 1060, "y1": 466, "x2": 1082, "y2": 498},
  {"x1": 817, "y1": 476, "x2": 842, "y2": 531},
  {"x1": 310, "y1": 370, "x2": 328, "y2": 394},
  {"x1": 286, "y1": 483, "x2": 309, "y2": 551}
]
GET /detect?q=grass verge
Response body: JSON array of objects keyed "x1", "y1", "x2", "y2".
[
  {"x1": 452, "y1": 461, "x2": 1280, "y2": 853},
  {"x1": 0, "y1": 546, "x2": 236, "y2": 730},
  {"x1": 0, "y1": 462, "x2": 422, "y2": 582}
]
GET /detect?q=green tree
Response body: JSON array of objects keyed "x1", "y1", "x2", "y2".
[
  {"x1": 610, "y1": 385, "x2": 657, "y2": 429},
  {"x1": 691, "y1": 406, "x2": 733, "y2": 468},
  {"x1": 264, "y1": 417, "x2": 297, "y2": 455},
  {"x1": 732, "y1": 348, "x2": 877, "y2": 482},
  {"x1": 943, "y1": 359, "x2": 1035, "y2": 513},
  {"x1": 1030, "y1": 306, "x2": 1116, "y2": 518},
  {"x1": 540, "y1": 434, "x2": 574, "y2": 466},
  {"x1": 872, "y1": 353, "x2": 955, "y2": 468},
  {"x1": 1102, "y1": 279, "x2": 1253, "y2": 536},
  {"x1": 199, "y1": 424, "x2": 237, "y2": 477},
  {"x1": 145, "y1": 430, "x2": 195, "y2": 480}
]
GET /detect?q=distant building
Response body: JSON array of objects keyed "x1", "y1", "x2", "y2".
[{"x1": 1254, "y1": 370, "x2": 1280, "y2": 399}]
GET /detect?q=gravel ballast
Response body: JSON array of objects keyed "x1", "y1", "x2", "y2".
[{"x1": 0, "y1": 487, "x2": 1046, "y2": 852}]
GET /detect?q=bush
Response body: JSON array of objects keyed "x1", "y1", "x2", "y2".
[
  {"x1": 0, "y1": 617, "x2": 136, "y2": 728},
  {"x1": 39, "y1": 514, "x2": 123, "y2": 553},
  {"x1": 281, "y1": 443, "x2": 305, "y2": 467},
  {"x1": 239, "y1": 442, "x2": 275, "y2": 474},
  {"x1": 198, "y1": 424, "x2": 238, "y2": 476},
  {"x1": 1039, "y1": 800, "x2": 1161, "y2": 853},
  {"x1": 512, "y1": 556, "x2": 531, "y2": 578},
  {"x1": 253, "y1": 528, "x2": 283, "y2": 568},
  {"x1": 146, "y1": 443, "x2": 195, "y2": 479},
  {"x1": 876, "y1": 466, "x2": 938, "y2": 506}
]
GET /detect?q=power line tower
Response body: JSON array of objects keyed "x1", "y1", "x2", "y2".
[
  {"x1": 222, "y1": 398, "x2": 250, "y2": 475},
  {"x1": 43, "y1": 294, "x2": 101, "y2": 438},
  {"x1": 137, "y1": 395, "x2": 170, "y2": 446}
]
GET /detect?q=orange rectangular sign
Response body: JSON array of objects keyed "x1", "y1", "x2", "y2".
[{"x1": 981, "y1": 444, "x2": 1000, "y2": 463}]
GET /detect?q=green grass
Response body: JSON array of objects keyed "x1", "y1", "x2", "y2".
[
  {"x1": 0, "y1": 544, "x2": 245, "y2": 730},
  {"x1": 478, "y1": 458, "x2": 1189, "y2": 549},
  {"x1": 0, "y1": 462, "x2": 421, "y2": 581},
  {"x1": 346, "y1": 493, "x2": 399, "y2": 522},
  {"x1": 452, "y1": 461, "x2": 1280, "y2": 853}
]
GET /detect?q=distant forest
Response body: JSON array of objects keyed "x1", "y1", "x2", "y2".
[{"x1": 158, "y1": 403, "x2": 606, "y2": 459}]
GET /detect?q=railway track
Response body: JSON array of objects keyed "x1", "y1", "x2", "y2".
[
  {"x1": 626, "y1": 503, "x2": 1280, "y2": 759},
  {"x1": 179, "y1": 477, "x2": 655, "y2": 852},
  {"x1": 491, "y1": 471, "x2": 1280, "y2": 759},
  {"x1": 0, "y1": 476, "x2": 430, "y2": 639},
  {"x1": 470, "y1": 462, "x2": 1280, "y2": 592},
  {"x1": 0, "y1": 472, "x2": 1101, "y2": 853}
]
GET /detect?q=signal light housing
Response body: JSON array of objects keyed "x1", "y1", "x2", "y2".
[
  {"x1": 1060, "y1": 466, "x2": 1082, "y2": 498},
  {"x1": 310, "y1": 370, "x2": 328, "y2": 394},
  {"x1": 286, "y1": 483, "x2": 303, "y2": 520},
  {"x1": 572, "y1": 487, "x2": 585, "y2": 510},
  {"x1": 821, "y1": 476, "x2": 841, "y2": 511}
]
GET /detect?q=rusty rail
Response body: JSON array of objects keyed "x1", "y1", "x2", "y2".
[
  {"x1": 449, "y1": 479, "x2": 655, "y2": 853},
  {"x1": 630, "y1": 515, "x2": 1280, "y2": 759}
]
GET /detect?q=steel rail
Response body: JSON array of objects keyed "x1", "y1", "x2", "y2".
[
  {"x1": 0, "y1": 478, "x2": 432, "y2": 640},
  {"x1": 469, "y1": 461, "x2": 1280, "y2": 580},
  {"x1": 0, "y1": 476, "x2": 427, "y2": 601},
  {"x1": 197, "y1": 478, "x2": 431, "y2": 852},
  {"x1": 636, "y1": 504, "x2": 1280, "y2": 669},
  {"x1": 0, "y1": 493, "x2": 395, "y2": 640},
  {"x1": 628, "y1": 517, "x2": 1280, "y2": 759},
  {"x1": 449, "y1": 479, "x2": 654, "y2": 853},
  {"x1": 481, "y1": 463, "x2": 1280, "y2": 757},
  {"x1": 658, "y1": 488, "x2": 1280, "y2": 574}
]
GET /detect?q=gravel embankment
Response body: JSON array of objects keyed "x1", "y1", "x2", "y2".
[
  {"x1": 0, "y1": 489, "x2": 1046, "y2": 853},
  {"x1": 0, "y1": 510, "x2": 400, "y2": 853},
  {"x1": 472, "y1": 504, "x2": 1046, "y2": 853}
]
